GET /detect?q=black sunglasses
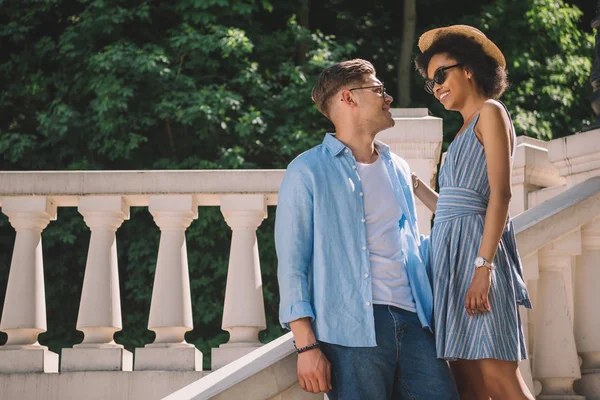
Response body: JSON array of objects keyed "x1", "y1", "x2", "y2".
[{"x1": 424, "y1": 63, "x2": 464, "y2": 94}]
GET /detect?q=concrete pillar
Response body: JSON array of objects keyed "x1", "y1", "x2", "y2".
[
  {"x1": 61, "y1": 196, "x2": 132, "y2": 372},
  {"x1": 534, "y1": 232, "x2": 584, "y2": 399},
  {"x1": 0, "y1": 197, "x2": 58, "y2": 373},
  {"x1": 511, "y1": 136, "x2": 565, "y2": 216},
  {"x1": 211, "y1": 195, "x2": 267, "y2": 370},
  {"x1": 135, "y1": 195, "x2": 201, "y2": 371},
  {"x1": 377, "y1": 108, "x2": 442, "y2": 234}
]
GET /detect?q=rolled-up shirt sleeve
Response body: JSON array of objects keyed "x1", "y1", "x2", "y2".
[{"x1": 275, "y1": 163, "x2": 315, "y2": 330}]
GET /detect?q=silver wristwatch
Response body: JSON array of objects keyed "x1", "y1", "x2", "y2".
[{"x1": 474, "y1": 256, "x2": 496, "y2": 270}]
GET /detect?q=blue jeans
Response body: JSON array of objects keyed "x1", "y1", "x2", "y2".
[{"x1": 320, "y1": 305, "x2": 459, "y2": 400}]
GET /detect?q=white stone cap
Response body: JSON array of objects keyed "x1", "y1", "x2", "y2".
[
  {"x1": 548, "y1": 128, "x2": 600, "y2": 177},
  {"x1": 513, "y1": 136, "x2": 565, "y2": 188},
  {"x1": 391, "y1": 108, "x2": 429, "y2": 118},
  {"x1": 163, "y1": 332, "x2": 295, "y2": 400},
  {"x1": 379, "y1": 108, "x2": 442, "y2": 143},
  {"x1": 377, "y1": 108, "x2": 443, "y2": 163}
]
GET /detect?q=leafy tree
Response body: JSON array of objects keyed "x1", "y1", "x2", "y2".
[{"x1": 465, "y1": 0, "x2": 595, "y2": 141}]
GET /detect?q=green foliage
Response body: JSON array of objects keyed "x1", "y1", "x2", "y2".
[
  {"x1": 0, "y1": 0, "x2": 352, "y2": 369},
  {"x1": 467, "y1": 0, "x2": 594, "y2": 140},
  {"x1": 0, "y1": 0, "x2": 595, "y2": 370}
]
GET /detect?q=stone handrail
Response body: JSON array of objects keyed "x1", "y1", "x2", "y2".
[{"x1": 163, "y1": 332, "x2": 298, "y2": 400}]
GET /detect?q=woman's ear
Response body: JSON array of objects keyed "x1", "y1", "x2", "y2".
[{"x1": 464, "y1": 67, "x2": 473, "y2": 80}]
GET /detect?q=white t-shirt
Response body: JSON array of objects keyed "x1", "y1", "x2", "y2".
[{"x1": 356, "y1": 155, "x2": 416, "y2": 312}]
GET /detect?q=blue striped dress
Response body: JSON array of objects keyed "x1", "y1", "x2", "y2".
[{"x1": 430, "y1": 105, "x2": 532, "y2": 361}]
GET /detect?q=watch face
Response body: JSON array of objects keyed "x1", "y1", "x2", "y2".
[{"x1": 475, "y1": 257, "x2": 484, "y2": 267}]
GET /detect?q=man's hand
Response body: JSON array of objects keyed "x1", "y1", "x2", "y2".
[
  {"x1": 289, "y1": 318, "x2": 331, "y2": 393},
  {"x1": 297, "y1": 348, "x2": 332, "y2": 393}
]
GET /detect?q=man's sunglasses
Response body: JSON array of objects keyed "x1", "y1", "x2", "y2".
[
  {"x1": 424, "y1": 63, "x2": 464, "y2": 94},
  {"x1": 348, "y1": 84, "x2": 385, "y2": 96}
]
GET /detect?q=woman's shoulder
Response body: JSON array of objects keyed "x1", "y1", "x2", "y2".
[
  {"x1": 480, "y1": 99, "x2": 507, "y2": 118},
  {"x1": 475, "y1": 99, "x2": 511, "y2": 135}
]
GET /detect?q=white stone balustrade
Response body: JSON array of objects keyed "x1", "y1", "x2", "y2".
[
  {"x1": 514, "y1": 127, "x2": 600, "y2": 400},
  {"x1": 61, "y1": 196, "x2": 131, "y2": 372},
  {"x1": 0, "y1": 197, "x2": 58, "y2": 373},
  {"x1": 212, "y1": 195, "x2": 268, "y2": 370},
  {"x1": 135, "y1": 195, "x2": 201, "y2": 371}
]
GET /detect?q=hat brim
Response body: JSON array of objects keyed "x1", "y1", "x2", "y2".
[{"x1": 418, "y1": 25, "x2": 506, "y2": 69}]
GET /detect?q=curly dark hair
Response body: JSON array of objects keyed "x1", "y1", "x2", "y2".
[{"x1": 414, "y1": 33, "x2": 508, "y2": 99}]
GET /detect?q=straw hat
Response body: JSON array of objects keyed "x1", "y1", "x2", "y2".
[{"x1": 418, "y1": 25, "x2": 506, "y2": 69}]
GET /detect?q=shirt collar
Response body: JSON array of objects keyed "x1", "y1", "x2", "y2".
[{"x1": 323, "y1": 133, "x2": 391, "y2": 157}]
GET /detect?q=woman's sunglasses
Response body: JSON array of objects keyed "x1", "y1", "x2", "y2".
[{"x1": 424, "y1": 63, "x2": 464, "y2": 94}]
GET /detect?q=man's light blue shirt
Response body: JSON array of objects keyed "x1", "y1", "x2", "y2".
[{"x1": 276, "y1": 133, "x2": 433, "y2": 347}]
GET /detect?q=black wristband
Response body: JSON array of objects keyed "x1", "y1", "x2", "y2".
[{"x1": 293, "y1": 340, "x2": 320, "y2": 354}]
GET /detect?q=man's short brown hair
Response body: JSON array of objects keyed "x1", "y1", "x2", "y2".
[{"x1": 312, "y1": 59, "x2": 376, "y2": 118}]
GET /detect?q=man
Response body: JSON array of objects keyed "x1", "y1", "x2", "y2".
[{"x1": 275, "y1": 59, "x2": 458, "y2": 399}]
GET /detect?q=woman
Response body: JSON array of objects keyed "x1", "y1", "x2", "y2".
[{"x1": 412, "y1": 25, "x2": 534, "y2": 400}]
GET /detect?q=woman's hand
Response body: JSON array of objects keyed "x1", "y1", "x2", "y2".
[{"x1": 465, "y1": 268, "x2": 492, "y2": 317}]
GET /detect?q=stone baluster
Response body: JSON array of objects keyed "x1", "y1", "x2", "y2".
[
  {"x1": 574, "y1": 218, "x2": 600, "y2": 397},
  {"x1": 135, "y1": 195, "x2": 201, "y2": 371},
  {"x1": 61, "y1": 196, "x2": 131, "y2": 371},
  {"x1": 0, "y1": 197, "x2": 58, "y2": 373},
  {"x1": 211, "y1": 195, "x2": 267, "y2": 370},
  {"x1": 518, "y1": 252, "x2": 542, "y2": 396},
  {"x1": 534, "y1": 231, "x2": 584, "y2": 399},
  {"x1": 377, "y1": 108, "x2": 442, "y2": 234}
]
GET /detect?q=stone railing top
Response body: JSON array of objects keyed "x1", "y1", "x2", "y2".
[
  {"x1": 516, "y1": 135, "x2": 548, "y2": 150},
  {"x1": 0, "y1": 170, "x2": 285, "y2": 207},
  {"x1": 513, "y1": 176, "x2": 600, "y2": 256},
  {"x1": 163, "y1": 332, "x2": 295, "y2": 400}
]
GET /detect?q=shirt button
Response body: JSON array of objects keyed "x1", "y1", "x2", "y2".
[
  {"x1": 366, "y1": 302, "x2": 371, "y2": 306},
  {"x1": 359, "y1": 192, "x2": 364, "y2": 196},
  {"x1": 344, "y1": 149, "x2": 349, "y2": 153},
  {"x1": 361, "y1": 218, "x2": 365, "y2": 223},
  {"x1": 352, "y1": 165, "x2": 356, "y2": 169},
  {"x1": 364, "y1": 273, "x2": 369, "y2": 278},
  {"x1": 362, "y1": 246, "x2": 366, "y2": 251}
]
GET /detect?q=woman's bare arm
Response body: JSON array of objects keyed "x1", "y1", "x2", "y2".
[
  {"x1": 476, "y1": 100, "x2": 513, "y2": 263},
  {"x1": 464, "y1": 100, "x2": 513, "y2": 316},
  {"x1": 412, "y1": 173, "x2": 439, "y2": 213}
]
